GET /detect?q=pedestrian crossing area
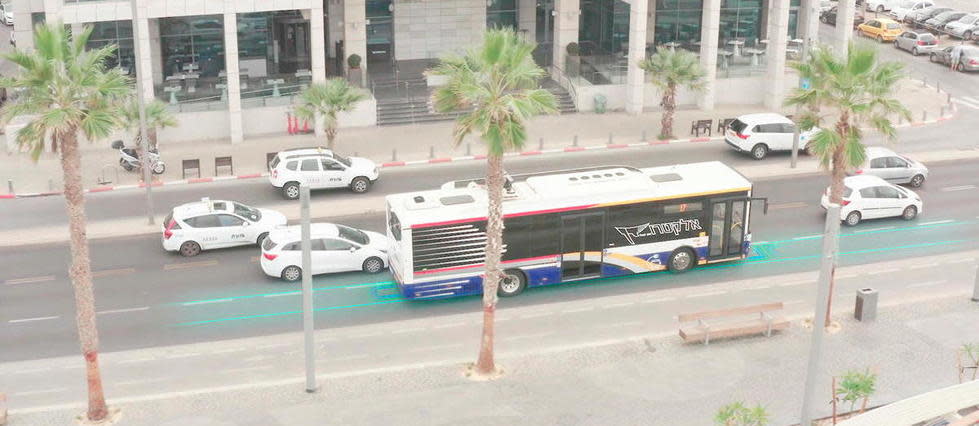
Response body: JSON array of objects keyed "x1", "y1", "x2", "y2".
[{"x1": 952, "y1": 96, "x2": 979, "y2": 110}]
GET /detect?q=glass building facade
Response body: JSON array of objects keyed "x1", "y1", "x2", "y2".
[
  {"x1": 487, "y1": 0, "x2": 518, "y2": 29},
  {"x1": 86, "y1": 20, "x2": 134, "y2": 75},
  {"x1": 157, "y1": 15, "x2": 226, "y2": 103},
  {"x1": 654, "y1": 0, "x2": 703, "y2": 49}
]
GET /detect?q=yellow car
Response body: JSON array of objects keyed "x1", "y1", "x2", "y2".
[{"x1": 857, "y1": 18, "x2": 904, "y2": 42}]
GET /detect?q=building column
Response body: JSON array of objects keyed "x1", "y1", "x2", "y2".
[
  {"x1": 646, "y1": 0, "x2": 657, "y2": 45},
  {"x1": 132, "y1": 1, "x2": 155, "y2": 111},
  {"x1": 626, "y1": 0, "x2": 648, "y2": 114},
  {"x1": 834, "y1": 0, "x2": 855, "y2": 57},
  {"x1": 764, "y1": 0, "x2": 790, "y2": 110},
  {"x1": 798, "y1": 0, "x2": 819, "y2": 57},
  {"x1": 518, "y1": 0, "x2": 536, "y2": 42},
  {"x1": 343, "y1": 0, "x2": 367, "y2": 86},
  {"x1": 222, "y1": 10, "x2": 244, "y2": 144},
  {"x1": 552, "y1": 0, "x2": 579, "y2": 73},
  {"x1": 309, "y1": 3, "x2": 327, "y2": 137},
  {"x1": 698, "y1": 0, "x2": 721, "y2": 111}
]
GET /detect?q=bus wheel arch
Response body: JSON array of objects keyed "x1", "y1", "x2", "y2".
[
  {"x1": 667, "y1": 247, "x2": 697, "y2": 273},
  {"x1": 497, "y1": 269, "x2": 527, "y2": 297}
]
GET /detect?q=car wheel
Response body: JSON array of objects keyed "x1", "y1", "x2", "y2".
[
  {"x1": 751, "y1": 144, "x2": 769, "y2": 160},
  {"x1": 909, "y1": 174, "x2": 925, "y2": 188},
  {"x1": 804, "y1": 143, "x2": 816, "y2": 156},
  {"x1": 902, "y1": 205, "x2": 918, "y2": 221},
  {"x1": 257, "y1": 232, "x2": 269, "y2": 245},
  {"x1": 877, "y1": 35, "x2": 884, "y2": 43},
  {"x1": 876, "y1": 5, "x2": 884, "y2": 12},
  {"x1": 929, "y1": 53, "x2": 937, "y2": 63},
  {"x1": 152, "y1": 162, "x2": 166, "y2": 175},
  {"x1": 820, "y1": 16, "x2": 827, "y2": 23},
  {"x1": 362, "y1": 257, "x2": 385, "y2": 274},
  {"x1": 282, "y1": 182, "x2": 300, "y2": 200},
  {"x1": 844, "y1": 211, "x2": 862, "y2": 227},
  {"x1": 497, "y1": 269, "x2": 527, "y2": 297},
  {"x1": 964, "y1": 31, "x2": 973, "y2": 40},
  {"x1": 956, "y1": 62, "x2": 965, "y2": 72},
  {"x1": 281, "y1": 265, "x2": 302, "y2": 282},
  {"x1": 349, "y1": 177, "x2": 370, "y2": 194},
  {"x1": 912, "y1": 47, "x2": 919, "y2": 56},
  {"x1": 179, "y1": 241, "x2": 201, "y2": 257},
  {"x1": 668, "y1": 248, "x2": 696, "y2": 273}
]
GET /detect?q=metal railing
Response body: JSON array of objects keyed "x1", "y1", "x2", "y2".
[{"x1": 549, "y1": 64, "x2": 579, "y2": 107}]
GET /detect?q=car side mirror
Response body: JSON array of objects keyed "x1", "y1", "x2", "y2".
[
  {"x1": 349, "y1": 246, "x2": 357, "y2": 252},
  {"x1": 242, "y1": 222, "x2": 250, "y2": 227}
]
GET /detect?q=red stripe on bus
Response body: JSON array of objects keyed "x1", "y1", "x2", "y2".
[{"x1": 410, "y1": 203, "x2": 599, "y2": 229}]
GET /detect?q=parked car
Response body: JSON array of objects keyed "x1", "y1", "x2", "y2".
[
  {"x1": 162, "y1": 198, "x2": 287, "y2": 257},
  {"x1": 944, "y1": 13, "x2": 979, "y2": 40},
  {"x1": 889, "y1": 0, "x2": 934, "y2": 22},
  {"x1": 821, "y1": 6, "x2": 867, "y2": 28},
  {"x1": 893, "y1": 31, "x2": 938, "y2": 55},
  {"x1": 0, "y1": 2, "x2": 12, "y2": 26},
  {"x1": 929, "y1": 45, "x2": 979, "y2": 72},
  {"x1": 260, "y1": 223, "x2": 388, "y2": 281},
  {"x1": 268, "y1": 147, "x2": 380, "y2": 200},
  {"x1": 911, "y1": 6, "x2": 952, "y2": 28},
  {"x1": 852, "y1": 147, "x2": 929, "y2": 187},
  {"x1": 820, "y1": 176, "x2": 922, "y2": 226},
  {"x1": 724, "y1": 113, "x2": 818, "y2": 160},
  {"x1": 925, "y1": 11, "x2": 968, "y2": 33},
  {"x1": 865, "y1": 0, "x2": 902, "y2": 13},
  {"x1": 857, "y1": 18, "x2": 903, "y2": 42},
  {"x1": 905, "y1": 5, "x2": 938, "y2": 23}
]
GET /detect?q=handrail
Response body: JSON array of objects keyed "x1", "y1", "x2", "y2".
[{"x1": 549, "y1": 64, "x2": 578, "y2": 106}]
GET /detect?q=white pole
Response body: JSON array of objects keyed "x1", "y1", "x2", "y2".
[
  {"x1": 800, "y1": 204, "x2": 841, "y2": 425},
  {"x1": 300, "y1": 185, "x2": 317, "y2": 393},
  {"x1": 130, "y1": 0, "x2": 154, "y2": 225}
]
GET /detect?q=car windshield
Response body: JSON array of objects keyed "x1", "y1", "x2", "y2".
[
  {"x1": 886, "y1": 22, "x2": 901, "y2": 29},
  {"x1": 333, "y1": 154, "x2": 352, "y2": 167},
  {"x1": 934, "y1": 12, "x2": 953, "y2": 20},
  {"x1": 233, "y1": 202, "x2": 261, "y2": 221},
  {"x1": 730, "y1": 119, "x2": 748, "y2": 133},
  {"x1": 270, "y1": 156, "x2": 280, "y2": 169},
  {"x1": 337, "y1": 225, "x2": 369, "y2": 245}
]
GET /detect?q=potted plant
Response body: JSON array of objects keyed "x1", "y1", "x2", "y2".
[
  {"x1": 565, "y1": 42, "x2": 581, "y2": 77},
  {"x1": 347, "y1": 54, "x2": 363, "y2": 87}
]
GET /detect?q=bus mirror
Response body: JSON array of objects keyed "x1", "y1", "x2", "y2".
[{"x1": 751, "y1": 197, "x2": 769, "y2": 214}]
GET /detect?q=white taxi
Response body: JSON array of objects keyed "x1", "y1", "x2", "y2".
[
  {"x1": 260, "y1": 223, "x2": 388, "y2": 281},
  {"x1": 163, "y1": 198, "x2": 288, "y2": 257},
  {"x1": 820, "y1": 176, "x2": 923, "y2": 226},
  {"x1": 268, "y1": 147, "x2": 380, "y2": 200}
]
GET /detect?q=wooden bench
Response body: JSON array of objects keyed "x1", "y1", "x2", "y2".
[
  {"x1": 690, "y1": 119, "x2": 713, "y2": 137},
  {"x1": 717, "y1": 117, "x2": 736, "y2": 133},
  {"x1": 678, "y1": 302, "x2": 789, "y2": 345}
]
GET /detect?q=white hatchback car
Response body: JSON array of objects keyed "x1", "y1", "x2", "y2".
[
  {"x1": 820, "y1": 176, "x2": 923, "y2": 226},
  {"x1": 163, "y1": 198, "x2": 287, "y2": 257},
  {"x1": 725, "y1": 113, "x2": 819, "y2": 160},
  {"x1": 260, "y1": 223, "x2": 388, "y2": 281},
  {"x1": 853, "y1": 147, "x2": 929, "y2": 187},
  {"x1": 268, "y1": 147, "x2": 380, "y2": 200}
]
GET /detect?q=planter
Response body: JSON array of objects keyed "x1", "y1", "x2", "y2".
[{"x1": 347, "y1": 68, "x2": 363, "y2": 88}]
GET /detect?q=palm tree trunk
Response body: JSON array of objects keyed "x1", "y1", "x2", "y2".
[
  {"x1": 660, "y1": 83, "x2": 677, "y2": 139},
  {"x1": 134, "y1": 131, "x2": 148, "y2": 183},
  {"x1": 325, "y1": 126, "x2": 337, "y2": 151},
  {"x1": 58, "y1": 130, "x2": 109, "y2": 422},
  {"x1": 824, "y1": 114, "x2": 850, "y2": 327},
  {"x1": 148, "y1": 128, "x2": 159, "y2": 151},
  {"x1": 474, "y1": 153, "x2": 504, "y2": 376}
]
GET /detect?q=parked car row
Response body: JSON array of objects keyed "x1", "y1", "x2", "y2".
[{"x1": 899, "y1": 3, "x2": 979, "y2": 40}]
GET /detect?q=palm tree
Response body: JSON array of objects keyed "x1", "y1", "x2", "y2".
[
  {"x1": 122, "y1": 98, "x2": 177, "y2": 151},
  {"x1": 785, "y1": 43, "x2": 910, "y2": 325},
  {"x1": 428, "y1": 28, "x2": 557, "y2": 378},
  {"x1": 294, "y1": 78, "x2": 368, "y2": 151},
  {"x1": 0, "y1": 23, "x2": 130, "y2": 422},
  {"x1": 639, "y1": 49, "x2": 705, "y2": 139}
]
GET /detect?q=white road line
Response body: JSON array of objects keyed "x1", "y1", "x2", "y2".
[
  {"x1": 641, "y1": 296, "x2": 677, "y2": 304},
  {"x1": 96, "y1": 306, "x2": 149, "y2": 315},
  {"x1": 518, "y1": 311, "x2": 553, "y2": 319},
  {"x1": 117, "y1": 357, "x2": 157, "y2": 365},
  {"x1": 181, "y1": 298, "x2": 232, "y2": 306},
  {"x1": 907, "y1": 280, "x2": 947, "y2": 288},
  {"x1": 502, "y1": 331, "x2": 554, "y2": 342},
  {"x1": 6, "y1": 367, "x2": 52, "y2": 375},
  {"x1": 407, "y1": 343, "x2": 464, "y2": 353},
  {"x1": 209, "y1": 348, "x2": 245, "y2": 355},
  {"x1": 163, "y1": 352, "x2": 201, "y2": 360},
  {"x1": 432, "y1": 322, "x2": 467, "y2": 330},
  {"x1": 909, "y1": 262, "x2": 939, "y2": 270},
  {"x1": 605, "y1": 321, "x2": 642, "y2": 328},
  {"x1": 868, "y1": 267, "x2": 900, "y2": 274},
  {"x1": 754, "y1": 241, "x2": 769, "y2": 244},
  {"x1": 940, "y1": 185, "x2": 976, "y2": 192},
  {"x1": 920, "y1": 219, "x2": 954, "y2": 226},
  {"x1": 778, "y1": 279, "x2": 811, "y2": 287},
  {"x1": 562, "y1": 306, "x2": 596, "y2": 314},
  {"x1": 953, "y1": 98, "x2": 979, "y2": 110},
  {"x1": 326, "y1": 354, "x2": 370, "y2": 362},
  {"x1": 116, "y1": 378, "x2": 169, "y2": 386},
  {"x1": 859, "y1": 226, "x2": 894, "y2": 233},
  {"x1": 945, "y1": 258, "x2": 976, "y2": 265},
  {"x1": 836, "y1": 272, "x2": 860, "y2": 279},
  {"x1": 255, "y1": 343, "x2": 289, "y2": 350},
  {"x1": 752, "y1": 285, "x2": 772, "y2": 290},
  {"x1": 3, "y1": 275, "x2": 56, "y2": 285},
  {"x1": 602, "y1": 301, "x2": 637, "y2": 309},
  {"x1": 222, "y1": 366, "x2": 274, "y2": 374},
  {"x1": 792, "y1": 234, "x2": 822, "y2": 240},
  {"x1": 263, "y1": 292, "x2": 299, "y2": 298},
  {"x1": 347, "y1": 332, "x2": 383, "y2": 339},
  {"x1": 686, "y1": 290, "x2": 728, "y2": 299},
  {"x1": 390, "y1": 327, "x2": 426, "y2": 335},
  {"x1": 13, "y1": 388, "x2": 68, "y2": 397},
  {"x1": 8, "y1": 316, "x2": 59, "y2": 324}
]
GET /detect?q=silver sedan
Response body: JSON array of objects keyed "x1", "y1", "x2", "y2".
[
  {"x1": 893, "y1": 31, "x2": 938, "y2": 56},
  {"x1": 853, "y1": 147, "x2": 929, "y2": 188}
]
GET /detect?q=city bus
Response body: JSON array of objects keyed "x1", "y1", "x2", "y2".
[{"x1": 384, "y1": 162, "x2": 767, "y2": 300}]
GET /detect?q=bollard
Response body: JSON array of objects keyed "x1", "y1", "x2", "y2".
[
  {"x1": 855, "y1": 288, "x2": 878, "y2": 322},
  {"x1": 922, "y1": 110, "x2": 927, "y2": 122},
  {"x1": 936, "y1": 81, "x2": 940, "y2": 93},
  {"x1": 538, "y1": 137, "x2": 544, "y2": 150},
  {"x1": 608, "y1": 132, "x2": 613, "y2": 144},
  {"x1": 392, "y1": 148, "x2": 397, "y2": 162},
  {"x1": 573, "y1": 135, "x2": 579, "y2": 147},
  {"x1": 6, "y1": 179, "x2": 12, "y2": 195},
  {"x1": 972, "y1": 263, "x2": 979, "y2": 302},
  {"x1": 429, "y1": 145, "x2": 434, "y2": 159}
]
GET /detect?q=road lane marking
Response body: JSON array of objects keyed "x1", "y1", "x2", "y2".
[
  {"x1": 255, "y1": 343, "x2": 289, "y2": 350},
  {"x1": 907, "y1": 280, "x2": 947, "y2": 288},
  {"x1": 919, "y1": 220, "x2": 954, "y2": 226},
  {"x1": 8, "y1": 316, "x2": 59, "y2": 324},
  {"x1": 391, "y1": 327, "x2": 426, "y2": 335},
  {"x1": 562, "y1": 306, "x2": 595, "y2": 314},
  {"x1": 92, "y1": 268, "x2": 135, "y2": 278},
  {"x1": 432, "y1": 321, "x2": 467, "y2": 329},
  {"x1": 909, "y1": 262, "x2": 939, "y2": 270},
  {"x1": 945, "y1": 258, "x2": 976, "y2": 265},
  {"x1": 602, "y1": 301, "x2": 637, "y2": 309},
  {"x1": 836, "y1": 272, "x2": 859, "y2": 279},
  {"x1": 13, "y1": 388, "x2": 68, "y2": 397},
  {"x1": 792, "y1": 234, "x2": 822, "y2": 241},
  {"x1": 348, "y1": 331, "x2": 383, "y2": 339},
  {"x1": 326, "y1": 354, "x2": 370, "y2": 362},
  {"x1": 117, "y1": 357, "x2": 157, "y2": 365},
  {"x1": 209, "y1": 348, "x2": 245, "y2": 355},
  {"x1": 859, "y1": 226, "x2": 894, "y2": 233},
  {"x1": 117, "y1": 378, "x2": 169, "y2": 386},
  {"x1": 686, "y1": 290, "x2": 727, "y2": 299},
  {"x1": 641, "y1": 296, "x2": 677, "y2": 304},
  {"x1": 164, "y1": 260, "x2": 219, "y2": 270},
  {"x1": 769, "y1": 202, "x2": 808, "y2": 210},
  {"x1": 263, "y1": 292, "x2": 299, "y2": 298},
  {"x1": 181, "y1": 298, "x2": 232, "y2": 306},
  {"x1": 408, "y1": 343, "x2": 464, "y2": 353},
  {"x1": 953, "y1": 98, "x2": 979, "y2": 110},
  {"x1": 867, "y1": 267, "x2": 900, "y2": 274},
  {"x1": 518, "y1": 311, "x2": 553, "y2": 319},
  {"x1": 3, "y1": 275, "x2": 56, "y2": 285},
  {"x1": 163, "y1": 352, "x2": 201, "y2": 360},
  {"x1": 941, "y1": 185, "x2": 976, "y2": 192},
  {"x1": 502, "y1": 331, "x2": 554, "y2": 342},
  {"x1": 605, "y1": 321, "x2": 642, "y2": 328},
  {"x1": 7, "y1": 367, "x2": 52, "y2": 375},
  {"x1": 97, "y1": 306, "x2": 149, "y2": 315},
  {"x1": 778, "y1": 279, "x2": 811, "y2": 287},
  {"x1": 222, "y1": 366, "x2": 274, "y2": 374}
]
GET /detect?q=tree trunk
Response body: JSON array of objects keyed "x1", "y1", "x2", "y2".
[
  {"x1": 58, "y1": 130, "x2": 109, "y2": 422},
  {"x1": 134, "y1": 131, "x2": 148, "y2": 183},
  {"x1": 824, "y1": 112, "x2": 850, "y2": 327},
  {"x1": 474, "y1": 153, "x2": 504, "y2": 376},
  {"x1": 148, "y1": 128, "x2": 159, "y2": 151},
  {"x1": 660, "y1": 83, "x2": 677, "y2": 139},
  {"x1": 326, "y1": 126, "x2": 337, "y2": 151}
]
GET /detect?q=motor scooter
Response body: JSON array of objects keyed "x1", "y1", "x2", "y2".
[{"x1": 112, "y1": 140, "x2": 166, "y2": 175}]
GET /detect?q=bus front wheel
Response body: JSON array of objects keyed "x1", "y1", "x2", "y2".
[
  {"x1": 668, "y1": 248, "x2": 696, "y2": 273},
  {"x1": 497, "y1": 270, "x2": 527, "y2": 297}
]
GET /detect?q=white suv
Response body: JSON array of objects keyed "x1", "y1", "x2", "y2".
[
  {"x1": 820, "y1": 175, "x2": 923, "y2": 226},
  {"x1": 260, "y1": 223, "x2": 388, "y2": 281},
  {"x1": 724, "y1": 113, "x2": 818, "y2": 160},
  {"x1": 268, "y1": 147, "x2": 380, "y2": 200},
  {"x1": 163, "y1": 198, "x2": 287, "y2": 257}
]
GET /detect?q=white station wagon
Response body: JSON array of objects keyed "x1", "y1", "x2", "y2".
[
  {"x1": 820, "y1": 175, "x2": 923, "y2": 226},
  {"x1": 725, "y1": 113, "x2": 819, "y2": 160},
  {"x1": 163, "y1": 198, "x2": 287, "y2": 257},
  {"x1": 268, "y1": 147, "x2": 380, "y2": 200},
  {"x1": 260, "y1": 223, "x2": 388, "y2": 281}
]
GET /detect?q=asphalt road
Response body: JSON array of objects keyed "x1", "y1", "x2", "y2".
[{"x1": 2, "y1": 157, "x2": 977, "y2": 362}]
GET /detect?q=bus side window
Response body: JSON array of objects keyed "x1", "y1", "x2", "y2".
[
  {"x1": 503, "y1": 216, "x2": 533, "y2": 261},
  {"x1": 532, "y1": 214, "x2": 561, "y2": 257}
]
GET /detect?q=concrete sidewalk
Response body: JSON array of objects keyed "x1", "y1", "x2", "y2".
[
  {"x1": 2, "y1": 251, "x2": 978, "y2": 425},
  {"x1": 0, "y1": 78, "x2": 951, "y2": 195}
]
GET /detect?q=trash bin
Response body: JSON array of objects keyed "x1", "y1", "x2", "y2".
[
  {"x1": 594, "y1": 94, "x2": 607, "y2": 114},
  {"x1": 854, "y1": 288, "x2": 878, "y2": 322}
]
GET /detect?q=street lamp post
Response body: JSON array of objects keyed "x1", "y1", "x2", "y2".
[
  {"x1": 300, "y1": 185, "x2": 317, "y2": 393},
  {"x1": 130, "y1": 0, "x2": 155, "y2": 225}
]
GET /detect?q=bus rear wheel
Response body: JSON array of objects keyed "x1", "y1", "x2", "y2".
[
  {"x1": 668, "y1": 248, "x2": 696, "y2": 273},
  {"x1": 497, "y1": 269, "x2": 527, "y2": 297}
]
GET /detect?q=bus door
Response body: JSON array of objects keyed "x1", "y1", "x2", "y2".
[
  {"x1": 707, "y1": 198, "x2": 748, "y2": 260},
  {"x1": 560, "y1": 212, "x2": 605, "y2": 280}
]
